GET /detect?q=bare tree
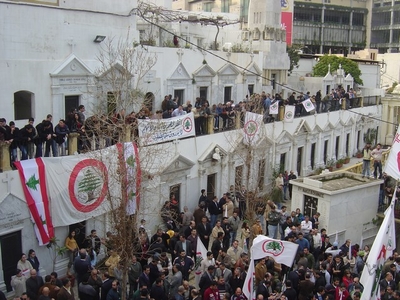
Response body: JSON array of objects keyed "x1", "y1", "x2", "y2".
[{"x1": 133, "y1": 1, "x2": 240, "y2": 50}]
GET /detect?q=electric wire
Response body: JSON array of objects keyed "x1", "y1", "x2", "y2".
[{"x1": 135, "y1": 9, "x2": 397, "y2": 126}]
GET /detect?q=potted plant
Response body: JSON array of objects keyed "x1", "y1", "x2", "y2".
[
  {"x1": 336, "y1": 159, "x2": 344, "y2": 168},
  {"x1": 356, "y1": 150, "x2": 363, "y2": 158},
  {"x1": 344, "y1": 156, "x2": 350, "y2": 164},
  {"x1": 326, "y1": 159, "x2": 335, "y2": 172}
]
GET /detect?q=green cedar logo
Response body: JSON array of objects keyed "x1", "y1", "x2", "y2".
[
  {"x1": 78, "y1": 169, "x2": 102, "y2": 203},
  {"x1": 26, "y1": 174, "x2": 40, "y2": 191},
  {"x1": 263, "y1": 240, "x2": 284, "y2": 256}
]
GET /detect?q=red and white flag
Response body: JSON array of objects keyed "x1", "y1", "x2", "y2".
[
  {"x1": 383, "y1": 126, "x2": 400, "y2": 181},
  {"x1": 302, "y1": 98, "x2": 315, "y2": 112},
  {"x1": 194, "y1": 237, "x2": 208, "y2": 288},
  {"x1": 243, "y1": 257, "x2": 256, "y2": 300},
  {"x1": 14, "y1": 158, "x2": 54, "y2": 246},
  {"x1": 360, "y1": 192, "x2": 396, "y2": 300}
]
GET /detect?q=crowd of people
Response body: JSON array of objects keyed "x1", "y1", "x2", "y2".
[
  {"x1": 6, "y1": 178, "x2": 399, "y2": 300},
  {"x1": 0, "y1": 86, "x2": 365, "y2": 169}
]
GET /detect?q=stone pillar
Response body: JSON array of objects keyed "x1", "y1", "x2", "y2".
[
  {"x1": 341, "y1": 98, "x2": 346, "y2": 110},
  {"x1": 235, "y1": 113, "x2": 241, "y2": 129},
  {"x1": 207, "y1": 116, "x2": 214, "y2": 134},
  {"x1": 68, "y1": 133, "x2": 79, "y2": 155},
  {"x1": 387, "y1": 105, "x2": 395, "y2": 145},
  {"x1": 125, "y1": 127, "x2": 131, "y2": 143},
  {"x1": 0, "y1": 143, "x2": 11, "y2": 172},
  {"x1": 279, "y1": 106, "x2": 284, "y2": 121}
]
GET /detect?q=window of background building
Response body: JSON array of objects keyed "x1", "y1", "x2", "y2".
[
  {"x1": 224, "y1": 86, "x2": 232, "y2": 103},
  {"x1": 14, "y1": 91, "x2": 33, "y2": 120}
]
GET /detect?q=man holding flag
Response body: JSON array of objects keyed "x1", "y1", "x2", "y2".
[{"x1": 242, "y1": 235, "x2": 298, "y2": 299}]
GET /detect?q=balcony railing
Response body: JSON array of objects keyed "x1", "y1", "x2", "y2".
[{"x1": 0, "y1": 96, "x2": 378, "y2": 172}]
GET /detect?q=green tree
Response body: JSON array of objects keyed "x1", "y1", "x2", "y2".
[
  {"x1": 313, "y1": 55, "x2": 363, "y2": 85},
  {"x1": 287, "y1": 44, "x2": 302, "y2": 75}
]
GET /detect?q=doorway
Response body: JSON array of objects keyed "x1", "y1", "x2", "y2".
[
  {"x1": 207, "y1": 174, "x2": 216, "y2": 201},
  {"x1": 69, "y1": 221, "x2": 86, "y2": 249},
  {"x1": 280, "y1": 153, "x2": 286, "y2": 173},
  {"x1": 174, "y1": 90, "x2": 184, "y2": 106},
  {"x1": 200, "y1": 87, "x2": 208, "y2": 100},
  {"x1": 323, "y1": 140, "x2": 328, "y2": 165},
  {"x1": 303, "y1": 195, "x2": 318, "y2": 218},
  {"x1": 1, "y1": 231, "x2": 22, "y2": 292},
  {"x1": 224, "y1": 86, "x2": 232, "y2": 103},
  {"x1": 310, "y1": 143, "x2": 316, "y2": 170},
  {"x1": 335, "y1": 136, "x2": 340, "y2": 159},
  {"x1": 169, "y1": 184, "x2": 181, "y2": 209},
  {"x1": 65, "y1": 95, "x2": 80, "y2": 119},
  {"x1": 297, "y1": 147, "x2": 303, "y2": 176}
]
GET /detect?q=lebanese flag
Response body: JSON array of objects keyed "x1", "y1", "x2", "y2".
[
  {"x1": 302, "y1": 98, "x2": 315, "y2": 112},
  {"x1": 15, "y1": 158, "x2": 54, "y2": 246},
  {"x1": 243, "y1": 257, "x2": 256, "y2": 300}
]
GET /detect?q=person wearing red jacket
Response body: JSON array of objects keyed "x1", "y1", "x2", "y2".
[
  {"x1": 203, "y1": 281, "x2": 221, "y2": 300},
  {"x1": 335, "y1": 283, "x2": 349, "y2": 300}
]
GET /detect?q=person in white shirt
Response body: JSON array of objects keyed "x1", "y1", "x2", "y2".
[
  {"x1": 172, "y1": 105, "x2": 187, "y2": 117},
  {"x1": 200, "y1": 251, "x2": 216, "y2": 273},
  {"x1": 371, "y1": 143, "x2": 383, "y2": 179},
  {"x1": 300, "y1": 215, "x2": 313, "y2": 237}
]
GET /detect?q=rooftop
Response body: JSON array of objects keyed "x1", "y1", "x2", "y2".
[{"x1": 291, "y1": 171, "x2": 382, "y2": 193}]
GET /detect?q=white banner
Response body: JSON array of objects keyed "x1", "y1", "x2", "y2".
[
  {"x1": 45, "y1": 142, "x2": 140, "y2": 227},
  {"x1": 243, "y1": 112, "x2": 264, "y2": 145},
  {"x1": 270, "y1": 100, "x2": 279, "y2": 114},
  {"x1": 383, "y1": 126, "x2": 400, "y2": 181},
  {"x1": 284, "y1": 105, "x2": 295, "y2": 122},
  {"x1": 360, "y1": 193, "x2": 396, "y2": 300},
  {"x1": 138, "y1": 112, "x2": 195, "y2": 145},
  {"x1": 302, "y1": 99, "x2": 315, "y2": 112}
]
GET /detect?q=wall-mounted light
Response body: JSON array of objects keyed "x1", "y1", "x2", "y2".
[{"x1": 94, "y1": 35, "x2": 106, "y2": 43}]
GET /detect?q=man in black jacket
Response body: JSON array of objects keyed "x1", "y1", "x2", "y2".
[
  {"x1": 26, "y1": 269, "x2": 44, "y2": 300},
  {"x1": 197, "y1": 217, "x2": 212, "y2": 249},
  {"x1": 19, "y1": 124, "x2": 35, "y2": 160},
  {"x1": 44, "y1": 114, "x2": 58, "y2": 157},
  {"x1": 35, "y1": 120, "x2": 52, "y2": 158},
  {"x1": 150, "y1": 278, "x2": 167, "y2": 300}
]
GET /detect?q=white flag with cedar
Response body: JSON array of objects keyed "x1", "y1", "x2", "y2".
[
  {"x1": 360, "y1": 192, "x2": 396, "y2": 300},
  {"x1": 383, "y1": 126, "x2": 400, "y2": 181},
  {"x1": 302, "y1": 98, "x2": 315, "y2": 112},
  {"x1": 284, "y1": 105, "x2": 295, "y2": 122},
  {"x1": 243, "y1": 257, "x2": 256, "y2": 300},
  {"x1": 194, "y1": 236, "x2": 208, "y2": 288},
  {"x1": 270, "y1": 100, "x2": 279, "y2": 114}
]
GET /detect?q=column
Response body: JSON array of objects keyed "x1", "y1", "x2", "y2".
[
  {"x1": 386, "y1": 105, "x2": 395, "y2": 145},
  {"x1": 0, "y1": 143, "x2": 11, "y2": 172},
  {"x1": 68, "y1": 133, "x2": 79, "y2": 155}
]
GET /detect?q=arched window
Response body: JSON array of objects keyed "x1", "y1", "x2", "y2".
[{"x1": 14, "y1": 91, "x2": 34, "y2": 120}]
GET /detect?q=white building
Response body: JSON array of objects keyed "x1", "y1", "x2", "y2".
[{"x1": 0, "y1": 0, "x2": 385, "y2": 296}]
